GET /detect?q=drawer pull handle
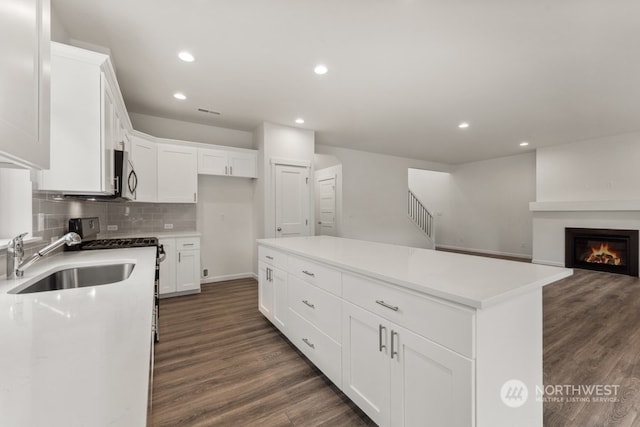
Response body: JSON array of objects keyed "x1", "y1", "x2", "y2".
[
  {"x1": 302, "y1": 270, "x2": 315, "y2": 277},
  {"x1": 302, "y1": 338, "x2": 315, "y2": 349},
  {"x1": 302, "y1": 300, "x2": 315, "y2": 309},
  {"x1": 266, "y1": 255, "x2": 274, "y2": 260},
  {"x1": 391, "y1": 330, "x2": 399, "y2": 359},
  {"x1": 379, "y1": 324, "x2": 386, "y2": 352},
  {"x1": 376, "y1": 300, "x2": 399, "y2": 311},
  {"x1": 183, "y1": 243, "x2": 194, "y2": 246}
]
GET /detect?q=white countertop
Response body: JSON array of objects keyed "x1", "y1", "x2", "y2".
[
  {"x1": 0, "y1": 247, "x2": 157, "y2": 427},
  {"x1": 258, "y1": 236, "x2": 573, "y2": 309}
]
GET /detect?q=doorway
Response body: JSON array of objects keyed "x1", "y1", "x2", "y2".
[
  {"x1": 274, "y1": 163, "x2": 310, "y2": 238},
  {"x1": 314, "y1": 164, "x2": 342, "y2": 236}
]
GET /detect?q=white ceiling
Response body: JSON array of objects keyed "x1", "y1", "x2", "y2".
[{"x1": 52, "y1": 0, "x2": 640, "y2": 164}]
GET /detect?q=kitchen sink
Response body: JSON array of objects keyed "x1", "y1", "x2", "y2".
[{"x1": 10, "y1": 263, "x2": 136, "y2": 294}]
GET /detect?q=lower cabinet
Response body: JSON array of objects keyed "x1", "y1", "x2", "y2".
[
  {"x1": 342, "y1": 301, "x2": 473, "y2": 427},
  {"x1": 258, "y1": 260, "x2": 287, "y2": 332},
  {"x1": 159, "y1": 237, "x2": 201, "y2": 297}
]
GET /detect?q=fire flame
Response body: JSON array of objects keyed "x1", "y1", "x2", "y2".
[{"x1": 584, "y1": 243, "x2": 622, "y2": 266}]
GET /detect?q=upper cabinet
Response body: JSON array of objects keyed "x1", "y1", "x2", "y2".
[
  {"x1": 0, "y1": 0, "x2": 51, "y2": 169},
  {"x1": 129, "y1": 134, "x2": 157, "y2": 203},
  {"x1": 36, "y1": 43, "x2": 127, "y2": 194},
  {"x1": 157, "y1": 144, "x2": 198, "y2": 203},
  {"x1": 198, "y1": 148, "x2": 257, "y2": 178}
]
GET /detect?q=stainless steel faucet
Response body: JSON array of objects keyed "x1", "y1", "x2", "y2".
[{"x1": 6, "y1": 232, "x2": 82, "y2": 279}]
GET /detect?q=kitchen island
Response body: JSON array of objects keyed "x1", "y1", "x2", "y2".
[
  {"x1": 0, "y1": 247, "x2": 157, "y2": 427},
  {"x1": 257, "y1": 236, "x2": 573, "y2": 427}
]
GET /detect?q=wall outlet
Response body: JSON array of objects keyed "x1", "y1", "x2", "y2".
[
  {"x1": 107, "y1": 225, "x2": 118, "y2": 231},
  {"x1": 164, "y1": 223, "x2": 174, "y2": 229},
  {"x1": 203, "y1": 268, "x2": 209, "y2": 277}
]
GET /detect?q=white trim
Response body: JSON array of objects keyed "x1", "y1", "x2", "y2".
[
  {"x1": 269, "y1": 157, "x2": 311, "y2": 168},
  {"x1": 529, "y1": 200, "x2": 640, "y2": 212},
  {"x1": 531, "y1": 259, "x2": 565, "y2": 267},
  {"x1": 201, "y1": 272, "x2": 256, "y2": 284},
  {"x1": 436, "y1": 244, "x2": 532, "y2": 260}
]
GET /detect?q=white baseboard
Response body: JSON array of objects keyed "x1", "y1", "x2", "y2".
[
  {"x1": 201, "y1": 272, "x2": 257, "y2": 284},
  {"x1": 531, "y1": 259, "x2": 565, "y2": 267},
  {"x1": 436, "y1": 244, "x2": 532, "y2": 260}
]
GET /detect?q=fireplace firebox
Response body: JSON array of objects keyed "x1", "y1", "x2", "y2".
[{"x1": 565, "y1": 228, "x2": 639, "y2": 276}]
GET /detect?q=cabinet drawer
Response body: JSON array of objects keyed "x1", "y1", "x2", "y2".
[
  {"x1": 258, "y1": 246, "x2": 287, "y2": 270},
  {"x1": 176, "y1": 237, "x2": 200, "y2": 250},
  {"x1": 288, "y1": 309, "x2": 342, "y2": 388},
  {"x1": 287, "y1": 255, "x2": 341, "y2": 296},
  {"x1": 343, "y1": 273, "x2": 475, "y2": 358},
  {"x1": 288, "y1": 275, "x2": 341, "y2": 343}
]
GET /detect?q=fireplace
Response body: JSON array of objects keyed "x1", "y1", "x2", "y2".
[{"x1": 565, "y1": 228, "x2": 639, "y2": 276}]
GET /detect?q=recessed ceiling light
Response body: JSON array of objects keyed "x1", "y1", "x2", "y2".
[
  {"x1": 458, "y1": 122, "x2": 470, "y2": 129},
  {"x1": 295, "y1": 118, "x2": 305, "y2": 124},
  {"x1": 178, "y1": 51, "x2": 195, "y2": 62},
  {"x1": 173, "y1": 92, "x2": 186, "y2": 100},
  {"x1": 520, "y1": 141, "x2": 529, "y2": 147},
  {"x1": 314, "y1": 64, "x2": 328, "y2": 75}
]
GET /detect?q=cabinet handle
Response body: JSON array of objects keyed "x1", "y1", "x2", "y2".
[
  {"x1": 302, "y1": 300, "x2": 315, "y2": 309},
  {"x1": 265, "y1": 255, "x2": 274, "y2": 260},
  {"x1": 193, "y1": 192, "x2": 197, "y2": 202},
  {"x1": 230, "y1": 166, "x2": 233, "y2": 175},
  {"x1": 225, "y1": 166, "x2": 228, "y2": 175},
  {"x1": 302, "y1": 338, "x2": 315, "y2": 349},
  {"x1": 391, "y1": 330, "x2": 399, "y2": 359},
  {"x1": 183, "y1": 243, "x2": 194, "y2": 246},
  {"x1": 376, "y1": 300, "x2": 399, "y2": 312},
  {"x1": 302, "y1": 270, "x2": 315, "y2": 277},
  {"x1": 266, "y1": 267, "x2": 271, "y2": 282},
  {"x1": 379, "y1": 324, "x2": 386, "y2": 352}
]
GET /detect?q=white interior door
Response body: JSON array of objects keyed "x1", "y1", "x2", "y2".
[
  {"x1": 315, "y1": 175, "x2": 336, "y2": 236},
  {"x1": 274, "y1": 164, "x2": 309, "y2": 238}
]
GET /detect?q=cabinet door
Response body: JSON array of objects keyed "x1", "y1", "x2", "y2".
[
  {"x1": 228, "y1": 151, "x2": 257, "y2": 178},
  {"x1": 157, "y1": 144, "x2": 198, "y2": 203},
  {"x1": 258, "y1": 262, "x2": 273, "y2": 320},
  {"x1": 101, "y1": 74, "x2": 115, "y2": 193},
  {"x1": 390, "y1": 325, "x2": 473, "y2": 427},
  {"x1": 272, "y1": 266, "x2": 287, "y2": 332},
  {"x1": 176, "y1": 249, "x2": 200, "y2": 292},
  {"x1": 342, "y1": 301, "x2": 391, "y2": 426},
  {"x1": 130, "y1": 136, "x2": 157, "y2": 202},
  {"x1": 0, "y1": 0, "x2": 50, "y2": 169},
  {"x1": 197, "y1": 148, "x2": 228, "y2": 175},
  {"x1": 159, "y1": 239, "x2": 176, "y2": 295}
]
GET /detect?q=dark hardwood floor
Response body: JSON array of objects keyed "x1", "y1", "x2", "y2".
[
  {"x1": 151, "y1": 271, "x2": 640, "y2": 426},
  {"x1": 150, "y1": 279, "x2": 374, "y2": 426}
]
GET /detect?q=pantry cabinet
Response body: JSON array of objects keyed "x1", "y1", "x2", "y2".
[
  {"x1": 258, "y1": 247, "x2": 288, "y2": 332},
  {"x1": 159, "y1": 237, "x2": 201, "y2": 296},
  {"x1": 198, "y1": 147, "x2": 257, "y2": 178},
  {"x1": 156, "y1": 144, "x2": 198, "y2": 203},
  {"x1": 0, "y1": 0, "x2": 50, "y2": 169}
]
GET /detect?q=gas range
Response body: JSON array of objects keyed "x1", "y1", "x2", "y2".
[{"x1": 78, "y1": 237, "x2": 159, "y2": 250}]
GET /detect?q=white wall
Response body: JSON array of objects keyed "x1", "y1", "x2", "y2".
[
  {"x1": 197, "y1": 176, "x2": 255, "y2": 281},
  {"x1": 50, "y1": 5, "x2": 71, "y2": 43},
  {"x1": 130, "y1": 113, "x2": 253, "y2": 149},
  {"x1": 537, "y1": 131, "x2": 640, "y2": 202},
  {"x1": 436, "y1": 152, "x2": 536, "y2": 258},
  {"x1": 315, "y1": 144, "x2": 449, "y2": 248},
  {"x1": 533, "y1": 131, "x2": 640, "y2": 267}
]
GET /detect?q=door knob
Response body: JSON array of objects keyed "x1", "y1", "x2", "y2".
[{"x1": 277, "y1": 227, "x2": 282, "y2": 231}]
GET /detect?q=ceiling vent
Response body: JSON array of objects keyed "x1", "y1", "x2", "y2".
[{"x1": 197, "y1": 108, "x2": 221, "y2": 115}]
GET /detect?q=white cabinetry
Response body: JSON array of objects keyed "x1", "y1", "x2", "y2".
[
  {"x1": 198, "y1": 148, "x2": 257, "y2": 178},
  {"x1": 129, "y1": 135, "x2": 157, "y2": 202},
  {"x1": 38, "y1": 43, "x2": 123, "y2": 194},
  {"x1": 0, "y1": 0, "x2": 50, "y2": 169},
  {"x1": 157, "y1": 144, "x2": 197, "y2": 203},
  {"x1": 342, "y1": 300, "x2": 473, "y2": 427},
  {"x1": 258, "y1": 246, "x2": 288, "y2": 332},
  {"x1": 159, "y1": 237, "x2": 201, "y2": 296}
]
